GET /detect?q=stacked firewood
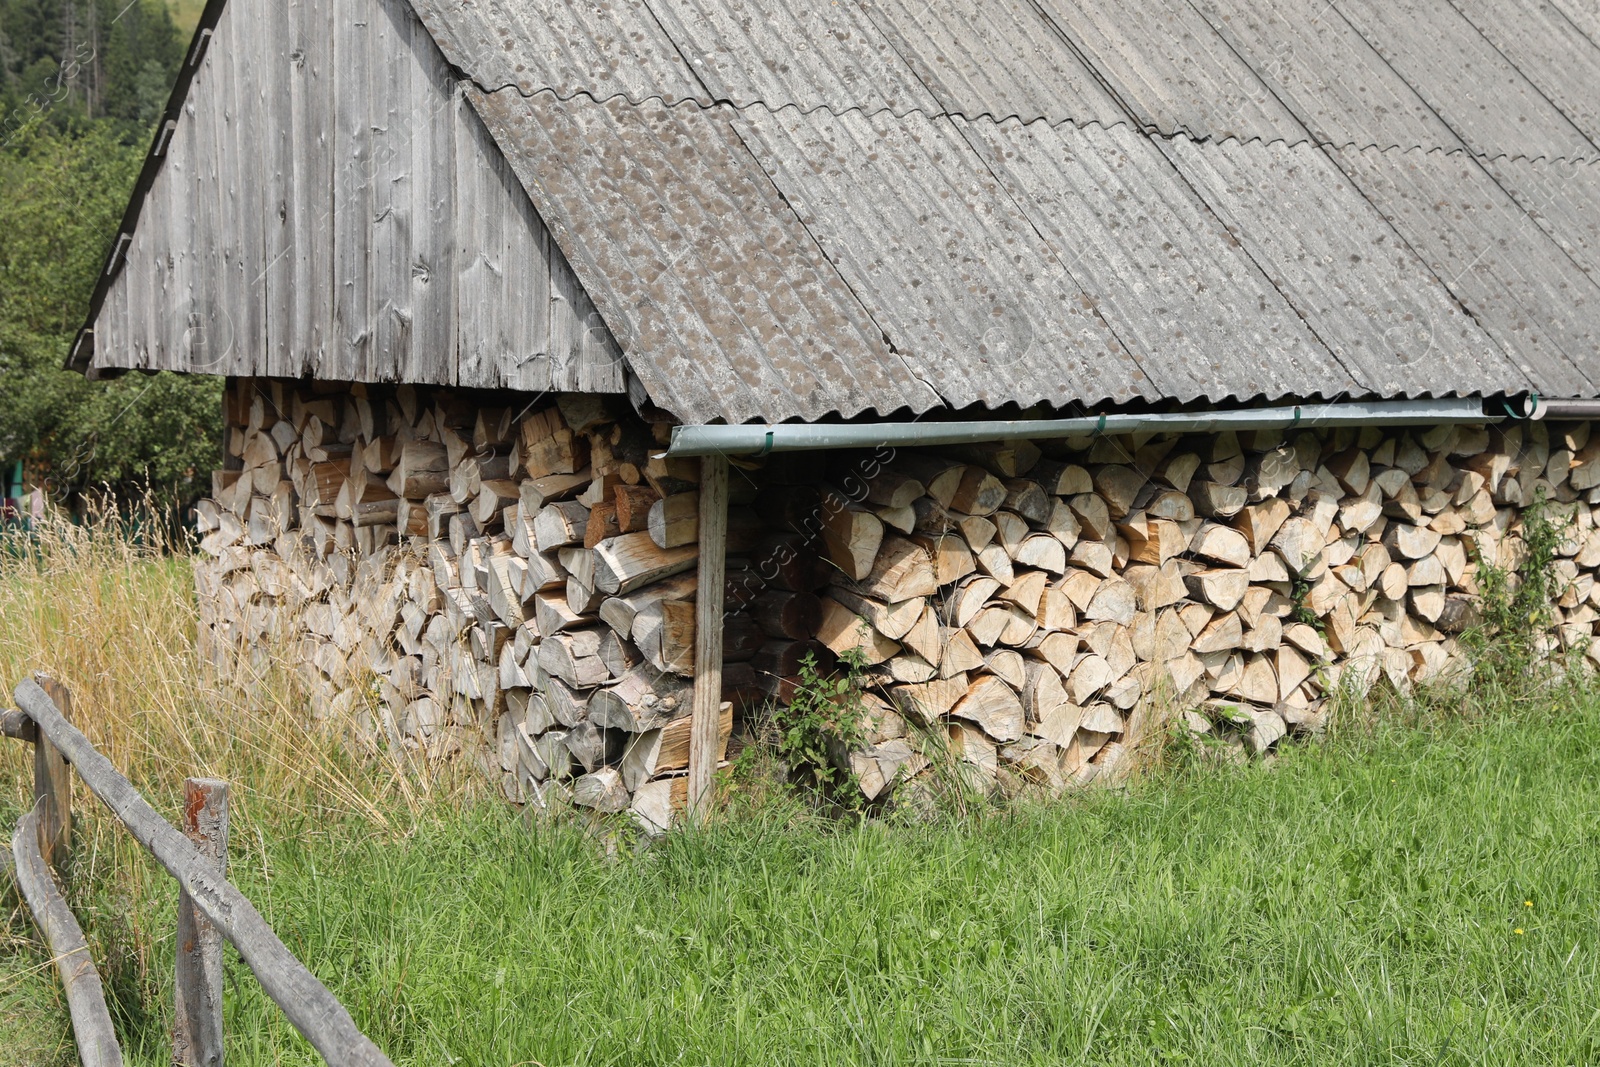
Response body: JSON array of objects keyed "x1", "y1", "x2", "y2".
[
  {"x1": 756, "y1": 419, "x2": 1600, "y2": 798},
  {"x1": 193, "y1": 377, "x2": 1600, "y2": 822},
  {"x1": 193, "y1": 379, "x2": 754, "y2": 829}
]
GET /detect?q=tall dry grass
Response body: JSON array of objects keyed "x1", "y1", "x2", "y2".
[
  {"x1": 0, "y1": 501, "x2": 479, "y2": 1049},
  {"x1": 0, "y1": 501, "x2": 478, "y2": 825}
]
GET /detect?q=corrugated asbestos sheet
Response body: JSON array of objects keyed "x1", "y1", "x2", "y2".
[
  {"x1": 955, "y1": 119, "x2": 1338, "y2": 401},
  {"x1": 467, "y1": 89, "x2": 937, "y2": 423},
  {"x1": 857, "y1": 0, "x2": 1128, "y2": 125},
  {"x1": 411, "y1": 0, "x2": 709, "y2": 104},
  {"x1": 1448, "y1": 0, "x2": 1600, "y2": 148},
  {"x1": 1334, "y1": 0, "x2": 1598, "y2": 162},
  {"x1": 1188, "y1": 0, "x2": 1466, "y2": 152},
  {"x1": 1029, "y1": 0, "x2": 1311, "y2": 143},
  {"x1": 1333, "y1": 146, "x2": 1599, "y2": 395},
  {"x1": 1161, "y1": 136, "x2": 1522, "y2": 396},
  {"x1": 731, "y1": 107, "x2": 1145, "y2": 410},
  {"x1": 384, "y1": 0, "x2": 1600, "y2": 420},
  {"x1": 1486, "y1": 158, "x2": 1600, "y2": 280}
]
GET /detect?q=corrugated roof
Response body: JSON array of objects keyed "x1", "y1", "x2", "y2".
[
  {"x1": 730, "y1": 106, "x2": 1150, "y2": 410},
  {"x1": 468, "y1": 88, "x2": 936, "y2": 423},
  {"x1": 411, "y1": 0, "x2": 709, "y2": 104},
  {"x1": 1486, "y1": 156, "x2": 1600, "y2": 281},
  {"x1": 1448, "y1": 0, "x2": 1600, "y2": 148},
  {"x1": 641, "y1": 0, "x2": 940, "y2": 115},
  {"x1": 1162, "y1": 135, "x2": 1525, "y2": 396},
  {"x1": 1030, "y1": 0, "x2": 1311, "y2": 143},
  {"x1": 956, "y1": 119, "x2": 1340, "y2": 401},
  {"x1": 1189, "y1": 0, "x2": 1466, "y2": 152},
  {"x1": 1333, "y1": 145, "x2": 1599, "y2": 395},
  {"x1": 1335, "y1": 0, "x2": 1598, "y2": 162},
  {"x1": 858, "y1": 0, "x2": 1129, "y2": 126}
]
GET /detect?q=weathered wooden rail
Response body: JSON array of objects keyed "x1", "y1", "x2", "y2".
[{"x1": 2, "y1": 673, "x2": 395, "y2": 1066}]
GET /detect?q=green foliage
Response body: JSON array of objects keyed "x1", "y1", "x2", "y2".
[
  {"x1": 0, "y1": 0, "x2": 182, "y2": 140},
  {"x1": 14, "y1": 684, "x2": 1600, "y2": 1065},
  {"x1": 0, "y1": 13, "x2": 222, "y2": 506},
  {"x1": 774, "y1": 645, "x2": 870, "y2": 800},
  {"x1": 1465, "y1": 488, "x2": 1571, "y2": 687}
]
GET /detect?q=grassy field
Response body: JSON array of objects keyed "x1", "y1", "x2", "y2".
[{"x1": 4, "y1": 513, "x2": 1600, "y2": 1065}]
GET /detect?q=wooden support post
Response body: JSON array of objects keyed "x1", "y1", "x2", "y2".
[
  {"x1": 31, "y1": 673, "x2": 71, "y2": 872},
  {"x1": 687, "y1": 453, "x2": 729, "y2": 817},
  {"x1": 174, "y1": 778, "x2": 228, "y2": 1067}
]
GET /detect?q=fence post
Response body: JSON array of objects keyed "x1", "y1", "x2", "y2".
[
  {"x1": 173, "y1": 778, "x2": 228, "y2": 1067},
  {"x1": 31, "y1": 672, "x2": 72, "y2": 872}
]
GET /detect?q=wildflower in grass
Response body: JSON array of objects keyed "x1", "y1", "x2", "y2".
[
  {"x1": 1515, "y1": 928, "x2": 1525, "y2": 935},
  {"x1": 1525, "y1": 900, "x2": 1533, "y2": 907}
]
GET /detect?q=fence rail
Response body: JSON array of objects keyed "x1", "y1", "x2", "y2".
[{"x1": 3, "y1": 673, "x2": 395, "y2": 1067}]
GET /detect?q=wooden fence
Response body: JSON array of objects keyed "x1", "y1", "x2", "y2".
[{"x1": 1, "y1": 673, "x2": 394, "y2": 1066}]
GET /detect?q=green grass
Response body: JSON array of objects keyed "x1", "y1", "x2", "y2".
[{"x1": 12, "y1": 699, "x2": 1600, "y2": 1066}]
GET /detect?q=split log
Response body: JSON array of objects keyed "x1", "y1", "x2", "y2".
[
  {"x1": 842, "y1": 535, "x2": 938, "y2": 603},
  {"x1": 614, "y1": 485, "x2": 661, "y2": 533},
  {"x1": 593, "y1": 534, "x2": 699, "y2": 596},
  {"x1": 590, "y1": 668, "x2": 692, "y2": 732},
  {"x1": 534, "y1": 501, "x2": 589, "y2": 552},
  {"x1": 1184, "y1": 568, "x2": 1250, "y2": 611},
  {"x1": 1092, "y1": 465, "x2": 1145, "y2": 519},
  {"x1": 821, "y1": 505, "x2": 885, "y2": 582},
  {"x1": 572, "y1": 768, "x2": 629, "y2": 812},
  {"x1": 827, "y1": 587, "x2": 925, "y2": 641},
  {"x1": 620, "y1": 705, "x2": 734, "y2": 791},
  {"x1": 1191, "y1": 480, "x2": 1248, "y2": 518},
  {"x1": 948, "y1": 467, "x2": 1007, "y2": 516},
  {"x1": 950, "y1": 675, "x2": 1025, "y2": 742},
  {"x1": 633, "y1": 598, "x2": 698, "y2": 675},
  {"x1": 385, "y1": 441, "x2": 448, "y2": 499},
  {"x1": 817, "y1": 598, "x2": 901, "y2": 664}
]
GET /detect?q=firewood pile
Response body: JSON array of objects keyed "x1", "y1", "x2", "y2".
[{"x1": 193, "y1": 378, "x2": 1600, "y2": 824}]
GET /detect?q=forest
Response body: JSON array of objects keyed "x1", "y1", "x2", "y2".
[{"x1": 0, "y1": 0, "x2": 219, "y2": 506}]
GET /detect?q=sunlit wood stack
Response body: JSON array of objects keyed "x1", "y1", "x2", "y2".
[{"x1": 193, "y1": 378, "x2": 1600, "y2": 821}]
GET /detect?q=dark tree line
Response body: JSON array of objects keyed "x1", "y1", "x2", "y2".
[{"x1": 0, "y1": 1, "x2": 221, "y2": 508}]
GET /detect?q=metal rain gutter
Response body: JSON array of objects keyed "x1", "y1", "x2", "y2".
[{"x1": 666, "y1": 398, "x2": 1500, "y2": 458}]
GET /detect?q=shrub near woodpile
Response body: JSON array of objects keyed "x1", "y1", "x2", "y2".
[{"x1": 192, "y1": 374, "x2": 1600, "y2": 825}]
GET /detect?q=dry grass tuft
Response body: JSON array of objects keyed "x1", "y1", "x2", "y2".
[{"x1": 0, "y1": 501, "x2": 478, "y2": 827}]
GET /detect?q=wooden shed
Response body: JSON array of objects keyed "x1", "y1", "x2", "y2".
[{"x1": 75, "y1": 0, "x2": 1600, "y2": 823}]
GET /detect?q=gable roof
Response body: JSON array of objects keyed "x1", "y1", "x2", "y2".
[
  {"x1": 78, "y1": 0, "x2": 1600, "y2": 424},
  {"x1": 408, "y1": 0, "x2": 1600, "y2": 423}
]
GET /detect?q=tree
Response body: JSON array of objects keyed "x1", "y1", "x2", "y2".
[{"x1": 0, "y1": 117, "x2": 222, "y2": 503}]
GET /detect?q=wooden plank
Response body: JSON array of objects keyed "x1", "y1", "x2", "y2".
[
  {"x1": 137, "y1": 186, "x2": 169, "y2": 370},
  {"x1": 409, "y1": 6, "x2": 456, "y2": 385},
  {"x1": 548, "y1": 243, "x2": 582, "y2": 390},
  {"x1": 173, "y1": 779, "x2": 228, "y2": 1067},
  {"x1": 332, "y1": 5, "x2": 375, "y2": 379},
  {"x1": 13, "y1": 679, "x2": 394, "y2": 1067},
  {"x1": 289, "y1": 0, "x2": 334, "y2": 376},
  {"x1": 31, "y1": 673, "x2": 71, "y2": 871},
  {"x1": 191, "y1": 33, "x2": 227, "y2": 377},
  {"x1": 262, "y1": 0, "x2": 295, "y2": 376},
  {"x1": 163, "y1": 105, "x2": 197, "y2": 374},
  {"x1": 11, "y1": 808, "x2": 123, "y2": 1067},
  {"x1": 224, "y1": 0, "x2": 266, "y2": 378},
  {"x1": 454, "y1": 91, "x2": 508, "y2": 387},
  {"x1": 369, "y1": 0, "x2": 414, "y2": 382},
  {"x1": 687, "y1": 453, "x2": 729, "y2": 816}
]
